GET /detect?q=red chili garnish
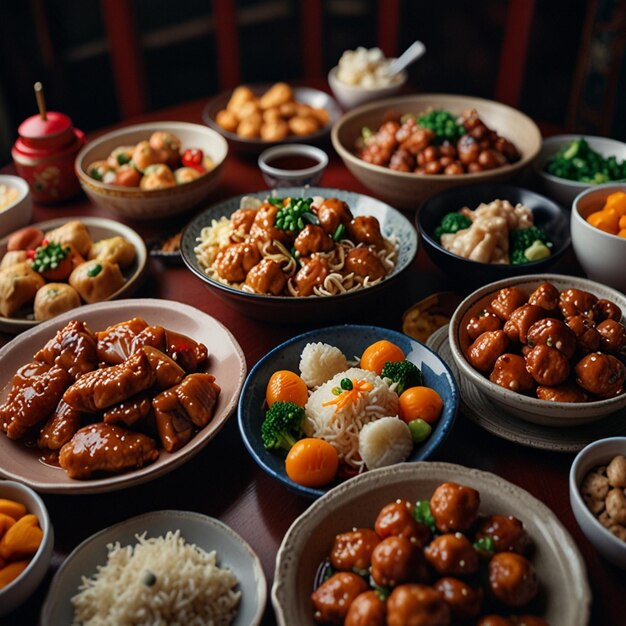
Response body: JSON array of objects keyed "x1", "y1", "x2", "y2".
[
  {"x1": 173, "y1": 343, "x2": 190, "y2": 353},
  {"x1": 40, "y1": 238, "x2": 49, "y2": 246},
  {"x1": 182, "y1": 148, "x2": 205, "y2": 172},
  {"x1": 26, "y1": 249, "x2": 36, "y2": 260}
]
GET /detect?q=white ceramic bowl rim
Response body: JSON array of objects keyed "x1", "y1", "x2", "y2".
[
  {"x1": 569, "y1": 437, "x2": 626, "y2": 552},
  {"x1": 332, "y1": 93, "x2": 542, "y2": 181},
  {"x1": 0, "y1": 175, "x2": 30, "y2": 205},
  {"x1": 535, "y1": 134, "x2": 626, "y2": 186},
  {"x1": 572, "y1": 182, "x2": 626, "y2": 242},
  {"x1": 258, "y1": 144, "x2": 329, "y2": 177},
  {"x1": 75, "y1": 121, "x2": 228, "y2": 194},
  {"x1": 0, "y1": 480, "x2": 51, "y2": 595},
  {"x1": 448, "y1": 273, "x2": 626, "y2": 411},
  {"x1": 328, "y1": 65, "x2": 407, "y2": 93}
]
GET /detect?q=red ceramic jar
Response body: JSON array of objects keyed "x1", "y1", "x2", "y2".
[{"x1": 11, "y1": 111, "x2": 85, "y2": 203}]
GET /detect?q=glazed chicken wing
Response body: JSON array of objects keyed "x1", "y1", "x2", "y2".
[
  {"x1": 59, "y1": 423, "x2": 159, "y2": 479},
  {"x1": 34, "y1": 320, "x2": 98, "y2": 379},
  {"x1": 103, "y1": 394, "x2": 153, "y2": 428},
  {"x1": 0, "y1": 361, "x2": 51, "y2": 429},
  {"x1": 63, "y1": 349, "x2": 156, "y2": 413},
  {"x1": 142, "y1": 346, "x2": 185, "y2": 389},
  {"x1": 38, "y1": 400, "x2": 84, "y2": 450},
  {"x1": 3, "y1": 365, "x2": 73, "y2": 440},
  {"x1": 153, "y1": 373, "x2": 220, "y2": 452},
  {"x1": 95, "y1": 317, "x2": 149, "y2": 364}
]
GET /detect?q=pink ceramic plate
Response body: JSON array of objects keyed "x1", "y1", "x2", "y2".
[{"x1": 0, "y1": 299, "x2": 246, "y2": 494}]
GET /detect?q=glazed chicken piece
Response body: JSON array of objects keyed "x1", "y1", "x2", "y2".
[
  {"x1": 0, "y1": 361, "x2": 51, "y2": 429},
  {"x1": 315, "y1": 198, "x2": 353, "y2": 236},
  {"x1": 293, "y1": 225, "x2": 334, "y2": 257},
  {"x1": 103, "y1": 394, "x2": 153, "y2": 428},
  {"x1": 164, "y1": 329, "x2": 208, "y2": 373},
  {"x1": 4, "y1": 365, "x2": 73, "y2": 440},
  {"x1": 244, "y1": 259, "x2": 286, "y2": 295},
  {"x1": 59, "y1": 423, "x2": 159, "y2": 479},
  {"x1": 294, "y1": 257, "x2": 329, "y2": 296},
  {"x1": 153, "y1": 373, "x2": 221, "y2": 452},
  {"x1": 38, "y1": 400, "x2": 84, "y2": 450},
  {"x1": 345, "y1": 248, "x2": 386, "y2": 280},
  {"x1": 142, "y1": 346, "x2": 185, "y2": 389},
  {"x1": 95, "y1": 317, "x2": 149, "y2": 364},
  {"x1": 34, "y1": 320, "x2": 98, "y2": 379},
  {"x1": 348, "y1": 216, "x2": 385, "y2": 249},
  {"x1": 213, "y1": 242, "x2": 262, "y2": 283},
  {"x1": 63, "y1": 349, "x2": 156, "y2": 413}
]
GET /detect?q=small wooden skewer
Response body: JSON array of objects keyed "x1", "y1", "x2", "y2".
[{"x1": 34, "y1": 82, "x2": 47, "y2": 121}]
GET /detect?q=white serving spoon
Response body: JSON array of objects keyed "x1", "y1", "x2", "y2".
[{"x1": 388, "y1": 40, "x2": 426, "y2": 77}]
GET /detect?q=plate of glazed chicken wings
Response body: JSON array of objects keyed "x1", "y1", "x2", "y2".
[{"x1": 0, "y1": 299, "x2": 246, "y2": 493}]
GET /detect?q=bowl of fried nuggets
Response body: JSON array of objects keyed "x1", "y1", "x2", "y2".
[{"x1": 0, "y1": 298, "x2": 246, "y2": 493}]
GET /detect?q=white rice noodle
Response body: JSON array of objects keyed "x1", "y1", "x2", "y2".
[
  {"x1": 71, "y1": 530, "x2": 240, "y2": 626},
  {"x1": 299, "y1": 342, "x2": 349, "y2": 388},
  {"x1": 303, "y1": 367, "x2": 399, "y2": 470}
]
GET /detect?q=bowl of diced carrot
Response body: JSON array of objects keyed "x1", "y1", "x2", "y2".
[
  {"x1": 571, "y1": 184, "x2": 626, "y2": 294},
  {"x1": 0, "y1": 481, "x2": 53, "y2": 616}
]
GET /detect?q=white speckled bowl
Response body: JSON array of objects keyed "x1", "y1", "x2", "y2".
[
  {"x1": 273, "y1": 462, "x2": 591, "y2": 626},
  {"x1": 327, "y1": 66, "x2": 407, "y2": 110},
  {"x1": 448, "y1": 274, "x2": 626, "y2": 427},
  {"x1": 75, "y1": 122, "x2": 228, "y2": 219},
  {"x1": 534, "y1": 135, "x2": 626, "y2": 206},
  {"x1": 569, "y1": 437, "x2": 626, "y2": 569},
  {"x1": 571, "y1": 183, "x2": 626, "y2": 293},
  {"x1": 0, "y1": 481, "x2": 54, "y2": 617},
  {"x1": 41, "y1": 510, "x2": 266, "y2": 625}
]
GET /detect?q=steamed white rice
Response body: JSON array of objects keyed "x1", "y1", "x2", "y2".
[
  {"x1": 303, "y1": 367, "x2": 399, "y2": 469},
  {"x1": 299, "y1": 342, "x2": 349, "y2": 388},
  {"x1": 71, "y1": 530, "x2": 241, "y2": 626}
]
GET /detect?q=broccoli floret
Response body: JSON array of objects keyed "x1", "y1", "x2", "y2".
[
  {"x1": 509, "y1": 226, "x2": 553, "y2": 265},
  {"x1": 381, "y1": 360, "x2": 423, "y2": 395},
  {"x1": 435, "y1": 212, "x2": 471, "y2": 241},
  {"x1": 261, "y1": 401, "x2": 304, "y2": 451}
]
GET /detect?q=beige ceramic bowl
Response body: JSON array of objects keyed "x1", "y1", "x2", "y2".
[
  {"x1": 273, "y1": 462, "x2": 590, "y2": 626},
  {"x1": 571, "y1": 183, "x2": 626, "y2": 293},
  {"x1": 0, "y1": 176, "x2": 32, "y2": 238},
  {"x1": 448, "y1": 274, "x2": 626, "y2": 427},
  {"x1": 569, "y1": 437, "x2": 626, "y2": 569},
  {"x1": 0, "y1": 481, "x2": 54, "y2": 616},
  {"x1": 331, "y1": 93, "x2": 542, "y2": 210},
  {"x1": 75, "y1": 121, "x2": 228, "y2": 219}
]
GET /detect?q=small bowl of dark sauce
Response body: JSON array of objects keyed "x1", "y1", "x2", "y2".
[{"x1": 258, "y1": 143, "x2": 328, "y2": 188}]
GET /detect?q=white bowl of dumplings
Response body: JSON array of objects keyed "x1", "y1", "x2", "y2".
[{"x1": 0, "y1": 217, "x2": 147, "y2": 333}]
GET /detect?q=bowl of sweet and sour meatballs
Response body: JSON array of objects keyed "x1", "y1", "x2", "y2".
[{"x1": 448, "y1": 274, "x2": 626, "y2": 427}]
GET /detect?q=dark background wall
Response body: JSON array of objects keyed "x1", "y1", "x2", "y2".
[{"x1": 0, "y1": 0, "x2": 624, "y2": 164}]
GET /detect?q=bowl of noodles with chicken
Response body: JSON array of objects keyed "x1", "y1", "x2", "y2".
[{"x1": 180, "y1": 187, "x2": 418, "y2": 323}]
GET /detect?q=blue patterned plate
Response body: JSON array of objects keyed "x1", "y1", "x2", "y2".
[{"x1": 238, "y1": 324, "x2": 459, "y2": 498}]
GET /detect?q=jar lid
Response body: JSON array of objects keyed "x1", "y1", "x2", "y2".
[{"x1": 18, "y1": 111, "x2": 73, "y2": 141}]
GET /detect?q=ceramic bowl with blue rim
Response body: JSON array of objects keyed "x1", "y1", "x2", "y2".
[
  {"x1": 180, "y1": 187, "x2": 418, "y2": 323},
  {"x1": 238, "y1": 324, "x2": 459, "y2": 498}
]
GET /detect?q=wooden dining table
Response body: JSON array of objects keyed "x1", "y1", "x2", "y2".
[{"x1": 1, "y1": 97, "x2": 624, "y2": 626}]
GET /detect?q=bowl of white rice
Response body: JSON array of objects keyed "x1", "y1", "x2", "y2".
[
  {"x1": 40, "y1": 510, "x2": 267, "y2": 626},
  {"x1": 238, "y1": 324, "x2": 459, "y2": 498}
]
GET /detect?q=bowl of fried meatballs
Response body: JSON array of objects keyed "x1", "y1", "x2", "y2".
[
  {"x1": 75, "y1": 122, "x2": 228, "y2": 219},
  {"x1": 448, "y1": 274, "x2": 626, "y2": 427},
  {"x1": 273, "y1": 461, "x2": 590, "y2": 626},
  {"x1": 331, "y1": 94, "x2": 542, "y2": 210}
]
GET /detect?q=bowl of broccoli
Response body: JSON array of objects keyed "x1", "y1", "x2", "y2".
[
  {"x1": 417, "y1": 182, "x2": 570, "y2": 288},
  {"x1": 534, "y1": 135, "x2": 626, "y2": 207}
]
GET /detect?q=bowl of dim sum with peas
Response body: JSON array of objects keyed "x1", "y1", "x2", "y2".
[
  {"x1": 75, "y1": 121, "x2": 228, "y2": 219},
  {"x1": 417, "y1": 183, "x2": 570, "y2": 287},
  {"x1": 238, "y1": 324, "x2": 459, "y2": 498},
  {"x1": 180, "y1": 187, "x2": 418, "y2": 323}
]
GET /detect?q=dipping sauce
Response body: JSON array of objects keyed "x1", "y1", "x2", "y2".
[
  {"x1": 266, "y1": 155, "x2": 321, "y2": 171},
  {"x1": 0, "y1": 184, "x2": 20, "y2": 212}
]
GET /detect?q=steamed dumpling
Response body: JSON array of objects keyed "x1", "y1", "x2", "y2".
[
  {"x1": 89, "y1": 236, "x2": 136, "y2": 268},
  {"x1": 0, "y1": 263, "x2": 45, "y2": 317},
  {"x1": 46, "y1": 221, "x2": 93, "y2": 257},
  {"x1": 34, "y1": 283, "x2": 81, "y2": 321},
  {"x1": 69, "y1": 259, "x2": 125, "y2": 303}
]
